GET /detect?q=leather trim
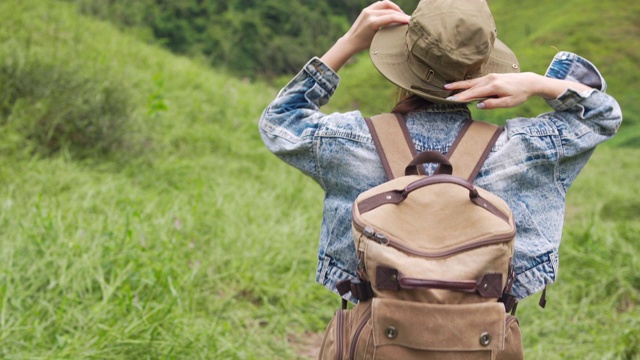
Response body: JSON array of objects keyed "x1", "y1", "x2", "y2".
[
  {"x1": 467, "y1": 125, "x2": 504, "y2": 182},
  {"x1": 394, "y1": 113, "x2": 426, "y2": 176},
  {"x1": 376, "y1": 266, "x2": 503, "y2": 298},
  {"x1": 357, "y1": 189, "x2": 406, "y2": 214},
  {"x1": 353, "y1": 210, "x2": 516, "y2": 259},
  {"x1": 356, "y1": 174, "x2": 511, "y2": 220},
  {"x1": 443, "y1": 120, "x2": 504, "y2": 181},
  {"x1": 446, "y1": 119, "x2": 474, "y2": 159},
  {"x1": 405, "y1": 151, "x2": 452, "y2": 176},
  {"x1": 376, "y1": 266, "x2": 400, "y2": 291},
  {"x1": 365, "y1": 116, "x2": 393, "y2": 180},
  {"x1": 435, "y1": 119, "x2": 473, "y2": 175},
  {"x1": 471, "y1": 193, "x2": 511, "y2": 223},
  {"x1": 366, "y1": 114, "x2": 425, "y2": 180}
]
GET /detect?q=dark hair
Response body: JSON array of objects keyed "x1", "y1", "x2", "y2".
[{"x1": 391, "y1": 91, "x2": 434, "y2": 115}]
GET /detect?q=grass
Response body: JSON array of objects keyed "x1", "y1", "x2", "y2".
[
  {"x1": 0, "y1": 0, "x2": 639, "y2": 358},
  {"x1": 516, "y1": 146, "x2": 640, "y2": 359}
]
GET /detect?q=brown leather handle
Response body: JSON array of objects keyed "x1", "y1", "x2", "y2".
[
  {"x1": 405, "y1": 151, "x2": 453, "y2": 176},
  {"x1": 402, "y1": 174, "x2": 478, "y2": 199},
  {"x1": 358, "y1": 175, "x2": 480, "y2": 214},
  {"x1": 376, "y1": 266, "x2": 503, "y2": 298},
  {"x1": 357, "y1": 175, "x2": 509, "y2": 221}
]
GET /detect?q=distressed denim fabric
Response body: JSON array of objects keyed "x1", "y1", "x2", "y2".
[{"x1": 259, "y1": 52, "x2": 622, "y2": 302}]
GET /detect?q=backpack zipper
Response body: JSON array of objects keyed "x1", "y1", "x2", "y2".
[
  {"x1": 335, "y1": 310, "x2": 344, "y2": 360},
  {"x1": 355, "y1": 221, "x2": 514, "y2": 258},
  {"x1": 349, "y1": 310, "x2": 372, "y2": 360},
  {"x1": 399, "y1": 277, "x2": 477, "y2": 292},
  {"x1": 506, "y1": 314, "x2": 519, "y2": 328}
]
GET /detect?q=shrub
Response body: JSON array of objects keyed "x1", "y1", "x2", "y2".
[{"x1": 0, "y1": 50, "x2": 135, "y2": 158}]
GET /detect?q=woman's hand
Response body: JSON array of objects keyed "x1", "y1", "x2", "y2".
[
  {"x1": 340, "y1": 0, "x2": 410, "y2": 54},
  {"x1": 321, "y1": 1, "x2": 410, "y2": 72},
  {"x1": 445, "y1": 72, "x2": 593, "y2": 109}
]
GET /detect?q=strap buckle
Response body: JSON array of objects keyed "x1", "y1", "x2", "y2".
[{"x1": 336, "y1": 278, "x2": 374, "y2": 303}]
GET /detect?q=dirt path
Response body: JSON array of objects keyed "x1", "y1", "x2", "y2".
[{"x1": 289, "y1": 331, "x2": 323, "y2": 359}]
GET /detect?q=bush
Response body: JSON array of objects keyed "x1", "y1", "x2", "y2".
[
  {"x1": 68, "y1": 0, "x2": 351, "y2": 78},
  {"x1": 0, "y1": 50, "x2": 135, "y2": 158}
]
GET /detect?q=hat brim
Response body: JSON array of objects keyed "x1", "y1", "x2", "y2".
[{"x1": 370, "y1": 24, "x2": 519, "y2": 104}]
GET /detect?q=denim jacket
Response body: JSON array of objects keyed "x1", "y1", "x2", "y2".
[{"x1": 259, "y1": 52, "x2": 622, "y2": 302}]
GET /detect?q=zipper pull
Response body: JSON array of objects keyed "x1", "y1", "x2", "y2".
[
  {"x1": 364, "y1": 226, "x2": 375, "y2": 238},
  {"x1": 375, "y1": 233, "x2": 389, "y2": 245},
  {"x1": 363, "y1": 226, "x2": 389, "y2": 245},
  {"x1": 356, "y1": 251, "x2": 368, "y2": 281}
]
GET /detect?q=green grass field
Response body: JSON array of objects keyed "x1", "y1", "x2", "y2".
[{"x1": 1, "y1": 0, "x2": 639, "y2": 358}]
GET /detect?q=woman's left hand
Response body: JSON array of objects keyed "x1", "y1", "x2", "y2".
[{"x1": 321, "y1": 1, "x2": 410, "y2": 72}]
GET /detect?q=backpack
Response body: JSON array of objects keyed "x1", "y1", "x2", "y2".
[{"x1": 318, "y1": 113, "x2": 523, "y2": 360}]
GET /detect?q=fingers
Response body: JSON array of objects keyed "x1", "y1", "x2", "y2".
[
  {"x1": 368, "y1": 9, "x2": 411, "y2": 29},
  {"x1": 444, "y1": 78, "x2": 479, "y2": 91},
  {"x1": 319, "y1": 1, "x2": 408, "y2": 72},
  {"x1": 368, "y1": 0, "x2": 406, "y2": 13},
  {"x1": 477, "y1": 98, "x2": 515, "y2": 110},
  {"x1": 444, "y1": 78, "x2": 493, "y2": 103},
  {"x1": 444, "y1": 74, "x2": 529, "y2": 109},
  {"x1": 363, "y1": 0, "x2": 410, "y2": 27},
  {"x1": 343, "y1": 5, "x2": 410, "y2": 53}
]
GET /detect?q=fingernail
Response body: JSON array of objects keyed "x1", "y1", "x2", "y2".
[
  {"x1": 444, "y1": 83, "x2": 452, "y2": 89},
  {"x1": 446, "y1": 95, "x2": 457, "y2": 101},
  {"x1": 476, "y1": 102, "x2": 486, "y2": 109}
]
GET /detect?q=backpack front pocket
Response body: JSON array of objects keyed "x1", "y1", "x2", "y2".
[{"x1": 369, "y1": 298, "x2": 522, "y2": 360}]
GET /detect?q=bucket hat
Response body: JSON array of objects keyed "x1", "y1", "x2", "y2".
[{"x1": 370, "y1": 0, "x2": 520, "y2": 104}]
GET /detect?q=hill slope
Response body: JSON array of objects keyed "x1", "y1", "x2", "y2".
[{"x1": 0, "y1": 0, "x2": 638, "y2": 359}]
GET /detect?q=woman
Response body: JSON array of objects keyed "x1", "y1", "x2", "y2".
[{"x1": 259, "y1": 0, "x2": 622, "y2": 303}]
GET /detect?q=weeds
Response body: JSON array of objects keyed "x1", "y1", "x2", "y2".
[{"x1": 0, "y1": 50, "x2": 134, "y2": 158}]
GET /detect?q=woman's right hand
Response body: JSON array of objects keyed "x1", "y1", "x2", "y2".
[
  {"x1": 321, "y1": 1, "x2": 410, "y2": 72},
  {"x1": 445, "y1": 72, "x2": 593, "y2": 109}
]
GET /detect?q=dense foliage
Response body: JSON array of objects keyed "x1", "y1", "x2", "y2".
[{"x1": 67, "y1": 0, "x2": 417, "y2": 78}]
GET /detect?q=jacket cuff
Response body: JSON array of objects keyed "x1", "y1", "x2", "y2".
[
  {"x1": 544, "y1": 52, "x2": 606, "y2": 110},
  {"x1": 303, "y1": 57, "x2": 341, "y2": 97}
]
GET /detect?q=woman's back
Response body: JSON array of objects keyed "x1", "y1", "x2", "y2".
[{"x1": 259, "y1": 1, "x2": 621, "y2": 303}]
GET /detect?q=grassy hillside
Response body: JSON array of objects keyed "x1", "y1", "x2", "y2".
[
  {"x1": 0, "y1": 0, "x2": 638, "y2": 359},
  {"x1": 0, "y1": 0, "x2": 329, "y2": 358}
]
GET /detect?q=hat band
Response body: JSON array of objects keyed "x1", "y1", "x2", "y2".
[
  {"x1": 410, "y1": 84, "x2": 451, "y2": 99},
  {"x1": 405, "y1": 38, "x2": 450, "y2": 97}
]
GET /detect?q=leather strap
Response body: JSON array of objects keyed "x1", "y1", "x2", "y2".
[
  {"x1": 365, "y1": 113, "x2": 423, "y2": 180},
  {"x1": 336, "y1": 279, "x2": 374, "y2": 303},
  {"x1": 366, "y1": 113, "x2": 503, "y2": 182},
  {"x1": 445, "y1": 120, "x2": 504, "y2": 182}
]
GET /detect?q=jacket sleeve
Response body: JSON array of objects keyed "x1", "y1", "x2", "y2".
[
  {"x1": 258, "y1": 57, "x2": 341, "y2": 184},
  {"x1": 543, "y1": 52, "x2": 623, "y2": 190}
]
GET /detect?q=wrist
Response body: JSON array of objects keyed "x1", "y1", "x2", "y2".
[
  {"x1": 320, "y1": 37, "x2": 360, "y2": 73},
  {"x1": 529, "y1": 74, "x2": 566, "y2": 100},
  {"x1": 535, "y1": 75, "x2": 593, "y2": 100}
]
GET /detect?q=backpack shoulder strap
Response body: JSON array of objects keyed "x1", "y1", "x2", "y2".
[
  {"x1": 447, "y1": 120, "x2": 504, "y2": 182},
  {"x1": 365, "y1": 113, "x2": 425, "y2": 180},
  {"x1": 366, "y1": 114, "x2": 503, "y2": 182}
]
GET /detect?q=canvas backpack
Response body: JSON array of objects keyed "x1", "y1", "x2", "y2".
[{"x1": 318, "y1": 113, "x2": 523, "y2": 360}]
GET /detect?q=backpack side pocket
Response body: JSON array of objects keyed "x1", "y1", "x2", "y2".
[
  {"x1": 319, "y1": 300, "x2": 373, "y2": 360},
  {"x1": 496, "y1": 314, "x2": 523, "y2": 360}
]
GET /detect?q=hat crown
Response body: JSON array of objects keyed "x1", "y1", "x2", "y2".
[
  {"x1": 369, "y1": 0, "x2": 519, "y2": 104},
  {"x1": 407, "y1": 0, "x2": 496, "y2": 85}
]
